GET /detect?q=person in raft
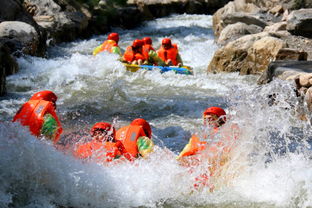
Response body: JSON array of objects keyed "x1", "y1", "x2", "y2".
[
  {"x1": 177, "y1": 107, "x2": 239, "y2": 189},
  {"x1": 13, "y1": 90, "x2": 63, "y2": 144},
  {"x1": 142, "y1": 37, "x2": 165, "y2": 66},
  {"x1": 74, "y1": 122, "x2": 127, "y2": 163},
  {"x1": 93, "y1": 32, "x2": 121, "y2": 56},
  {"x1": 116, "y1": 118, "x2": 154, "y2": 160},
  {"x1": 157, "y1": 38, "x2": 183, "y2": 67},
  {"x1": 122, "y1": 39, "x2": 147, "y2": 65}
]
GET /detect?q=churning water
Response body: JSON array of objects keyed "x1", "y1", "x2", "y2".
[{"x1": 1, "y1": 14, "x2": 312, "y2": 208}]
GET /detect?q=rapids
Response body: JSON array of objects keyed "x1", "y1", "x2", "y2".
[{"x1": 0, "y1": 14, "x2": 312, "y2": 208}]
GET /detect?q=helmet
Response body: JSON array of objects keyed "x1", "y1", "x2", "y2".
[
  {"x1": 143, "y1": 37, "x2": 152, "y2": 45},
  {"x1": 107, "y1": 33, "x2": 119, "y2": 43},
  {"x1": 132, "y1": 39, "x2": 144, "y2": 48},
  {"x1": 30, "y1": 91, "x2": 57, "y2": 103},
  {"x1": 90, "y1": 122, "x2": 116, "y2": 137},
  {"x1": 203, "y1": 107, "x2": 226, "y2": 118},
  {"x1": 130, "y1": 118, "x2": 152, "y2": 138},
  {"x1": 162, "y1": 38, "x2": 172, "y2": 46}
]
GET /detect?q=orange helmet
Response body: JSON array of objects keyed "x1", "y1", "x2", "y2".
[
  {"x1": 203, "y1": 107, "x2": 226, "y2": 119},
  {"x1": 132, "y1": 39, "x2": 144, "y2": 48},
  {"x1": 162, "y1": 38, "x2": 172, "y2": 46},
  {"x1": 90, "y1": 122, "x2": 116, "y2": 138},
  {"x1": 143, "y1": 37, "x2": 152, "y2": 45},
  {"x1": 131, "y1": 118, "x2": 152, "y2": 138},
  {"x1": 107, "y1": 33, "x2": 119, "y2": 43},
  {"x1": 30, "y1": 90, "x2": 57, "y2": 103}
]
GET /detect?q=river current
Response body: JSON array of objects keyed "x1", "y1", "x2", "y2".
[{"x1": 0, "y1": 14, "x2": 312, "y2": 208}]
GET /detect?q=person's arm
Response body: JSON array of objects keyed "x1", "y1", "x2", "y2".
[
  {"x1": 112, "y1": 46, "x2": 121, "y2": 56},
  {"x1": 41, "y1": 113, "x2": 60, "y2": 141},
  {"x1": 176, "y1": 53, "x2": 183, "y2": 66},
  {"x1": 149, "y1": 50, "x2": 165, "y2": 66},
  {"x1": 93, "y1": 45, "x2": 103, "y2": 56},
  {"x1": 137, "y1": 136, "x2": 154, "y2": 157}
]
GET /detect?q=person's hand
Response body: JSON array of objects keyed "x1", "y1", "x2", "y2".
[{"x1": 177, "y1": 63, "x2": 182, "y2": 67}]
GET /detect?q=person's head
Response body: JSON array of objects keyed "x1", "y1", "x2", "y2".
[
  {"x1": 90, "y1": 122, "x2": 116, "y2": 142},
  {"x1": 132, "y1": 39, "x2": 144, "y2": 52},
  {"x1": 203, "y1": 107, "x2": 226, "y2": 128},
  {"x1": 30, "y1": 90, "x2": 57, "y2": 109},
  {"x1": 107, "y1": 33, "x2": 119, "y2": 43},
  {"x1": 130, "y1": 118, "x2": 152, "y2": 138},
  {"x1": 143, "y1": 37, "x2": 152, "y2": 45},
  {"x1": 162, "y1": 38, "x2": 172, "y2": 50}
]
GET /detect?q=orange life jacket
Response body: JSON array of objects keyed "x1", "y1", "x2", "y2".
[
  {"x1": 74, "y1": 140, "x2": 124, "y2": 162},
  {"x1": 123, "y1": 46, "x2": 146, "y2": 63},
  {"x1": 116, "y1": 125, "x2": 147, "y2": 159},
  {"x1": 13, "y1": 100, "x2": 63, "y2": 143},
  {"x1": 157, "y1": 44, "x2": 179, "y2": 66},
  {"x1": 99, "y1": 40, "x2": 118, "y2": 53},
  {"x1": 142, "y1": 44, "x2": 155, "y2": 60}
]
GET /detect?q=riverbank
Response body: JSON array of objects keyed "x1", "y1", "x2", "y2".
[
  {"x1": 208, "y1": 0, "x2": 312, "y2": 115},
  {"x1": 0, "y1": 0, "x2": 231, "y2": 96}
]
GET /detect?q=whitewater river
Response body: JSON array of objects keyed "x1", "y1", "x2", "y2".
[{"x1": 1, "y1": 14, "x2": 312, "y2": 208}]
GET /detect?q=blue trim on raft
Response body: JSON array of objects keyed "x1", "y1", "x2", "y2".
[{"x1": 138, "y1": 65, "x2": 192, "y2": 75}]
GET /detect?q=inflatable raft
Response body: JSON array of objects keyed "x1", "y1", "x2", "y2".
[{"x1": 124, "y1": 64, "x2": 193, "y2": 75}]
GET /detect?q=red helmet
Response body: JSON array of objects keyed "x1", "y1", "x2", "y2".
[
  {"x1": 132, "y1": 39, "x2": 144, "y2": 48},
  {"x1": 90, "y1": 122, "x2": 116, "y2": 137},
  {"x1": 162, "y1": 38, "x2": 172, "y2": 46},
  {"x1": 203, "y1": 107, "x2": 226, "y2": 118},
  {"x1": 143, "y1": 37, "x2": 152, "y2": 45},
  {"x1": 29, "y1": 90, "x2": 57, "y2": 103},
  {"x1": 107, "y1": 33, "x2": 119, "y2": 42},
  {"x1": 130, "y1": 118, "x2": 152, "y2": 138}
]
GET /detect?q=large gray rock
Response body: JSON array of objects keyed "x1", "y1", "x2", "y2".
[
  {"x1": 208, "y1": 32, "x2": 286, "y2": 75},
  {"x1": 218, "y1": 22, "x2": 262, "y2": 45},
  {"x1": 257, "y1": 61, "x2": 312, "y2": 84},
  {"x1": 0, "y1": 0, "x2": 46, "y2": 56},
  {"x1": 0, "y1": 21, "x2": 39, "y2": 56},
  {"x1": 222, "y1": 12, "x2": 268, "y2": 28},
  {"x1": 287, "y1": 9, "x2": 312, "y2": 38},
  {"x1": 27, "y1": 0, "x2": 89, "y2": 43}
]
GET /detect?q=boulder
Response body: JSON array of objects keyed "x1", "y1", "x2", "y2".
[
  {"x1": 264, "y1": 22, "x2": 287, "y2": 32},
  {"x1": 217, "y1": 22, "x2": 262, "y2": 45},
  {"x1": 0, "y1": 21, "x2": 39, "y2": 56},
  {"x1": 222, "y1": 12, "x2": 268, "y2": 28},
  {"x1": 27, "y1": 0, "x2": 89, "y2": 43},
  {"x1": 257, "y1": 61, "x2": 312, "y2": 85},
  {"x1": 287, "y1": 9, "x2": 312, "y2": 38},
  {"x1": 275, "y1": 48, "x2": 308, "y2": 61},
  {"x1": 208, "y1": 32, "x2": 286, "y2": 75},
  {"x1": 0, "y1": 0, "x2": 46, "y2": 56}
]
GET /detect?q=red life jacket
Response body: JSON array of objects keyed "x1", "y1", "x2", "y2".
[
  {"x1": 13, "y1": 100, "x2": 63, "y2": 143},
  {"x1": 74, "y1": 140, "x2": 124, "y2": 162},
  {"x1": 99, "y1": 40, "x2": 118, "y2": 53},
  {"x1": 142, "y1": 44, "x2": 155, "y2": 60},
  {"x1": 116, "y1": 125, "x2": 147, "y2": 159},
  {"x1": 123, "y1": 46, "x2": 146, "y2": 63},
  {"x1": 157, "y1": 44, "x2": 179, "y2": 66}
]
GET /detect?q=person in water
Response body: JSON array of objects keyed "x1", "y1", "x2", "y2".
[
  {"x1": 142, "y1": 37, "x2": 165, "y2": 66},
  {"x1": 13, "y1": 90, "x2": 63, "y2": 144},
  {"x1": 177, "y1": 107, "x2": 239, "y2": 190},
  {"x1": 74, "y1": 122, "x2": 126, "y2": 163},
  {"x1": 157, "y1": 38, "x2": 183, "y2": 67},
  {"x1": 122, "y1": 39, "x2": 147, "y2": 65},
  {"x1": 116, "y1": 118, "x2": 154, "y2": 160},
  {"x1": 93, "y1": 32, "x2": 121, "y2": 56}
]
